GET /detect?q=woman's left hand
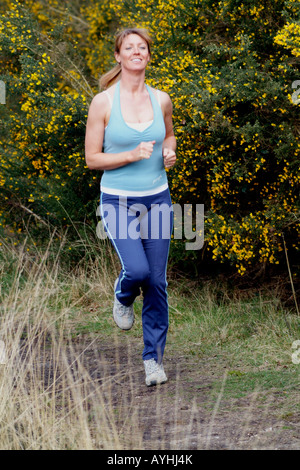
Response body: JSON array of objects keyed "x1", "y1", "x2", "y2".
[{"x1": 163, "y1": 148, "x2": 176, "y2": 169}]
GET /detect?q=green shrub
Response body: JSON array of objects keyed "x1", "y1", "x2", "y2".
[{"x1": 0, "y1": 0, "x2": 299, "y2": 278}]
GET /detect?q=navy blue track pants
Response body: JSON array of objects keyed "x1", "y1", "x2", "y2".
[{"x1": 100, "y1": 188, "x2": 173, "y2": 362}]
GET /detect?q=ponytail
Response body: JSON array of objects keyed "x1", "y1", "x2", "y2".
[{"x1": 99, "y1": 63, "x2": 121, "y2": 90}]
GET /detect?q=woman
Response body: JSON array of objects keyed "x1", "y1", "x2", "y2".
[{"x1": 85, "y1": 28, "x2": 176, "y2": 386}]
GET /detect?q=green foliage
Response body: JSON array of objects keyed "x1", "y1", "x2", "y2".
[
  {"x1": 0, "y1": 0, "x2": 98, "y2": 240},
  {"x1": 97, "y1": 0, "x2": 300, "y2": 275},
  {"x1": 0, "y1": 0, "x2": 299, "y2": 278}
]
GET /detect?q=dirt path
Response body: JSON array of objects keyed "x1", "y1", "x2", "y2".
[{"x1": 72, "y1": 334, "x2": 300, "y2": 450}]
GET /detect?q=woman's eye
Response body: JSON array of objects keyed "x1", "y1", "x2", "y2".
[{"x1": 125, "y1": 46, "x2": 146, "y2": 50}]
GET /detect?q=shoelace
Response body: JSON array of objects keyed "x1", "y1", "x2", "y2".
[
  {"x1": 116, "y1": 300, "x2": 133, "y2": 317},
  {"x1": 145, "y1": 359, "x2": 161, "y2": 375}
]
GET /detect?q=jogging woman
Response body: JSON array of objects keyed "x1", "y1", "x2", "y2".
[{"x1": 85, "y1": 28, "x2": 176, "y2": 386}]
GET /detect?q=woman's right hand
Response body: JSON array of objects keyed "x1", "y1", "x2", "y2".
[{"x1": 131, "y1": 141, "x2": 156, "y2": 162}]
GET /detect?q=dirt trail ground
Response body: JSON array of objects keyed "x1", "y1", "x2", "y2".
[{"x1": 68, "y1": 334, "x2": 300, "y2": 450}]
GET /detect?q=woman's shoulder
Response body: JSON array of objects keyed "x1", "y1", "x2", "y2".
[
  {"x1": 88, "y1": 85, "x2": 117, "y2": 122},
  {"x1": 148, "y1": 85, "x2": 170, "y2": 98},
  {"x1": 148, "y1": 86, "x2": 173, "y2": 116},
  {"x1": 148, "y1": 86, "x2": 172, "y2": 108},
  {"x1": 92, "y1": 84, "x2": 114, "y2": 104}
]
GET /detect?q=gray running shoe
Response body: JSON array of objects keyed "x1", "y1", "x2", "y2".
[
  {"x1": 144, "y1": 358, "x2": 168, "y2": 386},
  {"x1": 113, "y1": 279, "x2": 134, "y2": 330}
]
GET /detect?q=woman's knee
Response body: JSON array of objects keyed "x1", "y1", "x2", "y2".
[
  {"x1": 127, "y1": 264, "x2": 150, "y2": 284},
  {"x1": 146, "y1": 274, "x2": 168, "y2": 293}
]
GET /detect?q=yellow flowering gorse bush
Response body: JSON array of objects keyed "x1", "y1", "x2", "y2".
[
  {"x1": 86, "y1": 0, "x2": 299, "y2": 275},
  {"x1": 0, "y1": 0, "x2": 299, "y2": 277}
]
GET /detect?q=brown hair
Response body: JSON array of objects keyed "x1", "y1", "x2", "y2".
[{"x1": 99, "y1": 28, "x2": 153, "y2": 90}]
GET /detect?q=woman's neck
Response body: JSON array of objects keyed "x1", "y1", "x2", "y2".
[{"x1": 119, "y1": 70, "x2": 146, "y2": 96}]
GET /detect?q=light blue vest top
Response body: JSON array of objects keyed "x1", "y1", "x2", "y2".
[{"x1": 101, "y1": 81, "x2": 168, "y2": 195}]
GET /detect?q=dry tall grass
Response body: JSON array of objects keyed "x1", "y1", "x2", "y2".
[
  {"x1": 0, "y1": 238, "x2": 199, "y2": 450},
  {"x1": 0, "y1": 236, "x2": 193, "y2": 450},
  {"x1": 0, "y1": 234, "x2": 298, "y2": 450},
  {"x1": 0, "y1": 236, "x2": 128, "y2": 449}
]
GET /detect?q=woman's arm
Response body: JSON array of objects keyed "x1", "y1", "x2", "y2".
[
  {"x1": 161, "y1": 92, "x2": 176, "y2": 169},
  {"x1": 85, "y1": 92, "x2": 154, "y2": 170}
]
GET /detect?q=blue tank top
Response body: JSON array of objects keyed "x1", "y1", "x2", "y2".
[{"x1": 101, "y1": 81, "x2": 168, "y2": 195}]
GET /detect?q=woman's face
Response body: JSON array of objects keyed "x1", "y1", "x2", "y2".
[{"x1": 115, "y1": 34, "x2": 150, "y2": 72}]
